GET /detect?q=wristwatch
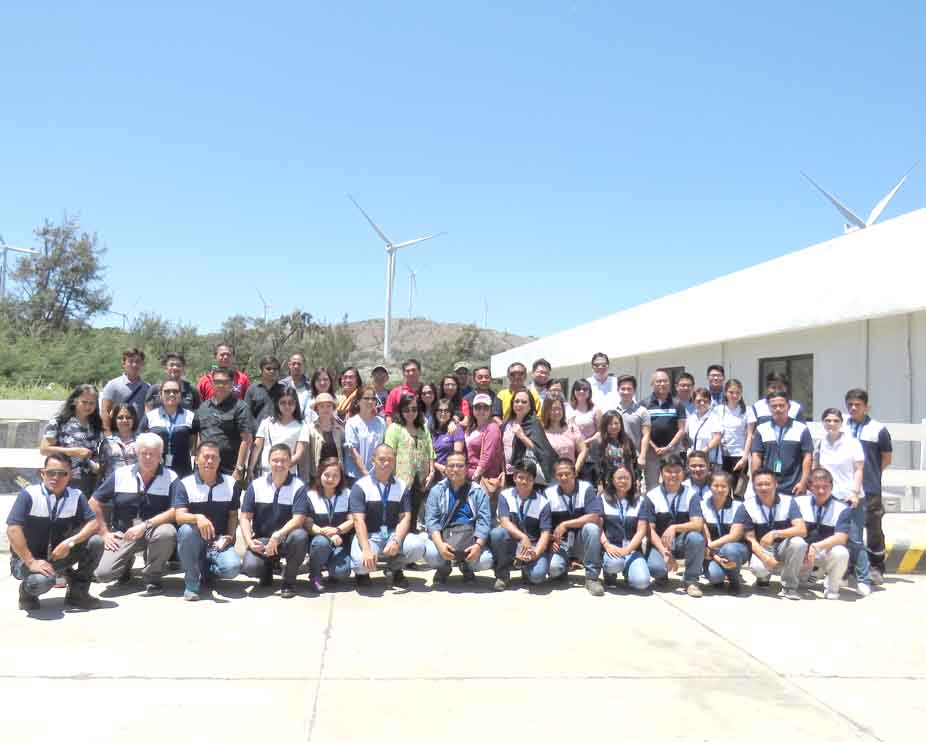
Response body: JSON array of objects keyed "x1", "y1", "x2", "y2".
[
  {"x1": 235, "y1": 465, "x2": 247, "y2": 474},
  {"x1": 66, "y1": 538, "x2": 77, "y2": 550}
]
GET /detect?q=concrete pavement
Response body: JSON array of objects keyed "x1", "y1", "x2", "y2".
[{"x1": 1, "y1": 566, "x2": 923, "y2": 742}]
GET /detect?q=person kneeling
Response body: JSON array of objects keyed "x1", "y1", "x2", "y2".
[
  {"x1": 305, "y1": 457, "x2": 354, "y2": 592},
  {"x1": 490, "y1": 459, "x2": 552, "y2": 590},
  {"x1": 349, "y1": 444, "x2": 427, "y2": 588},
  {"x1": 424, "y1": 451, "x2": 494, "y2": 586},
  {"x1": 173, "y1": 442, "x2": 242, "y2": 601},
  {"x1": 600, "y1": 464, "x2": 653, "y2": 591},
  {"x1": 796, "y1": 468, "x2": 851, "y2": 600},
  {"x1": 240, "y1": 444, "x2": 309, "y2": 599},
  {"x1": 701, "y1": 471, "x2": 749, "y2": 593}
]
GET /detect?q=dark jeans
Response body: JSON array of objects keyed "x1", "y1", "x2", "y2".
[
  {"x1": 11, "y1": 535, "x2": 104, "y2": 597},
  {"x1": 866, "y1": 492, "x2": 886, "y2": 569},
  {"x1": 241, "y1": 530, "x2": 309, "y2": 585}
]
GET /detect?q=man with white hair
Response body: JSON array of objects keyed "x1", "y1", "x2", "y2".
[{"x1": 90, "y1": 432, "x2": 180, "y2": 594}]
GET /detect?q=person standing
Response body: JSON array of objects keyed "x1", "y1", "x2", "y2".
[
  {"x1": 642, "y1": 370, "x2": 687, "y2": 491},
  {"x1": 300, "y1": 393, "x2": 344, "y2": 483},
  {"x1": 585, "y1": 352, "x2": 618, "y2": 411},
  {"x1": 40, "y1": 384, "x2": 104, "y2": 497},
  {"x1": 747, "y1": 373, "x2": 805, "y2": 429},
  {"x1": 197, "y1": 343, "x2": 250, "y2": 402},
  {"x1": 139, "y1": 379, "x2": 197, "y2": 478},
  {"x1": 501, "y1": 389, "x2": 556, "y2": 485},
  {"x1": 465, "y1": 393, "x2": 504, "y2": 497},
  {"x1": 844, "y1": 388, "x2": 892, "y2": 585},
  {"x1": 343, "y1": 385, "x2": 387, "y2": 487},
  {"x1": 493, "y1": 362, "x2": 541, "y2": 421},
  {"x1": 100, "y1": 348, "x2": 150, "y2": 435},
  {"x1": 429, "y1": 398, "x2": 465, "y2": 484},
  {"x1": 685, "y1": 388, "x2": 721, "y2": 464},
  {"x1": 750, "y1": 391, "x2": 813, "y2": 496},
  {"x1": 706, "y1": 365, "x2": 726, "y2": 408},
  {"x1": 145, "y1": 352, "x2": 201, "y2": 412},
  {"x1": 615, "y1": 375, "x2": 651, "y2": 472},
  {"x1": 6, "y1": 453, "x2": 104, "y2": 610},
  {"x1": 528, "y1": 358, "x2": 552, "y2": 402},
  {"x1": 279, "y1": 351, "x2": 312, "y2": 419},
  {"x1": 383, "y1": 358, "x2": 423, "y2": 424},
  {"x1": 716, "y1": 379, "x2": 751, "y2": 499},
  {"x1": 193, "y1": 367, "x2": 255, "y2": 486},
  {"x1": 244, "y1": 356, "x2": 283, "y2": 426},
  {"x1": 462, "y1": 365, "x2": 498, "y2": 413},
  {"x1": 383, "y1": 393, "x2": 434, "y2": 526},
  {"x1": 371, "y1": 365, "x2": 390, "y2": 415},
  {"x1": 249, "y1": 387, "x2": 306, "y2": 478},
  {"x1": 454, "y1": 362, "x2": 474, "y2": 399},
  {"x1": 99, "y1": 404, "x2": 139, "y2": 480},
  {"x1": 336, "y1": 366, "x2": 363, "y2": 425},
  {"x1": 541, "y1": 397, "x2": 588, "y2": 475},
  {"x1": 674, "y1": 372, "x2": 696, "y2": 417}
]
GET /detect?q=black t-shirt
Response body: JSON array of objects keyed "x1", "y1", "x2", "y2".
[
  {"x1": 644, "y1": 395, "x2": 687, "y2": 448},
  {"x1": 194, "y1": 396, "x2": 255, "y2": 473}
]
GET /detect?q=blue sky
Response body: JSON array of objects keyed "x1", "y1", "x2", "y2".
[{"x1": 1, "y1": 2, "x2": 923, "y2": 340}]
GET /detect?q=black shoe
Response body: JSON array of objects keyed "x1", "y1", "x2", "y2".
[
  {"x1": 116, "y1": 570, "x2": 132, "y2": 585},
  {"x1": 462, "y1": 571, "x2": 476, "y2": 583},
  {"x1": 355, "y1": 574, "x2": 372, "y2": 587},
  {"x1": 259, "y1": 569, "x2": 274, "y2": 587},
  {"x1": 65, "y1": 590, "x2": 102, "y2": 610},
  {"x1": 280, "y1": 583, "x2": 296, "y2": 599},
  {"x1": 756, "y1": 578, "x2": 771, "y2": 588},
  {"x1": 433, "y1": 571, "x2": 449, "y2": 586},
  {"x1": 392, "y1": 570, "x2": 408, "y2": 588},
  {"x1": 18, "y1": 588, "x2": 39, "y2": 611},
  {"x1": 145, "y1": 581, "x2": 163, "y2": 595},
  {"x1": 603, "y1": 574, "x2": 618, "y2": 588}
]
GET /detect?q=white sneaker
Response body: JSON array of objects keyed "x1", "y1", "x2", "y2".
[
  {"x1": 857, "y1": 582, "x2": 871, "y2": 598},
  {"x1": 824, "y1": 590, "x2": 840, "y2": 600}
]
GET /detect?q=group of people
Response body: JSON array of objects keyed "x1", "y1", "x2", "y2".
[{"x1": 7, "y1": 346, "x2": 893, "y2": 610}]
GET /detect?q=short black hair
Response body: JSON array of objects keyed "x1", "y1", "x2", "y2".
[
  {"x1": 43, "y1": 452, "x2": 72, "y2": 470},
  {"x1": 766, "y1": 389, "x2": 790, "y2": 403},
  {"x1": 553, "y1": 457, "x2": 576, "y2": 472},
  {"x1": 752, "y1": 467, "x2": 777, "y2": 481},
  {"x1": 402, "y1": 358, "x2": 421, "y2": 372},
  {"x1": 659, "y1": 453, "x2": 685, "y2": 471},
  {"x1": 617, "y1": 374, "x2": 637, "y2": 389},
  {"x1": 162, "y1": 351, "x2": 186, "y2": 366},
  {"x1": 845, "y1": 388, "x2": 869, "y2": 404},
  {"x1": 268, "y1": 443, "x2": 293, "y2": 458},
  {"x1": 513, "y1": 458, "x2": 538, "y2": 479},
  {"x1": 532, "y1": 358, "x2": 551, "y2": 372},
  {"x1": 591, "y1": 352, "x2": 609, "y2": 365},
  {"x1": 707, "y1": 364, "x2": 725, "y2": 376},
  {"x1": 676, "y1": 372, "x2": 695, "y2": 385}
]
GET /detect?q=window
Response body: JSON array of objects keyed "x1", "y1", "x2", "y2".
[{"x1": 758, "y1": 354, "x2": 814, "y2": 420}]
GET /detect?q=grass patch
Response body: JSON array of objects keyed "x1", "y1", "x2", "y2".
[{"x1": 0, "y1": 383, "x2": 69, "y2": 400}]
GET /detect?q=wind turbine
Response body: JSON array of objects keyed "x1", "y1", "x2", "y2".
[
  {"x1": 406, "y1": 265, "x2": 420, "y2": 319},
  {"x1": 0, "y1": 235, "x2": 40, "y2": 302},
  {"x1": 256, "y1": 289, "x2": 271, "y2": 322},
  {"x1": 349, "y1": 196, "x2": 445, "y2": 360},
  {"x1": 802, "y1": 163, "x2": 918, "y2": 233}
]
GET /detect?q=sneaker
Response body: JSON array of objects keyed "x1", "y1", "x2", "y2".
[
  {"x1": 65, "y1": 591, "x2": 102, "y2": 609},
  {"x1": 824, "y1": 589, "x2": 841, "y2": 600},
  {"x1": 493, "y1": 576, "x2": 510, "y2": 591},
  {"x1": 685, "y1": 582, "x2": 703, "y2": 598},
  {"x1": 144, "y1": 582, "x2": 163, "y2": 595},
  {"x1": 391, "y1": 570, "x2": 408, "y2": 588},
  {"x1": 553, "y1": 571, "x2": 568, "y2": 583},
  {"x1": 856, "y1": 582, "x2": 872, "y2": 598},
  {"x1": 183, "y1": 589, "x2": 200, "y2": 602},
  {"x1": 781, "y1": 588, "x2": 801, "y2": 601},
  {"x1": 116, "y1": 570, "x2": 132, "y2": 585},
  {"x1": 323, "y1": 575, "x2": 339, "y2": 585},
  {"x1": 355, "y1": 574, "x2": 372, "y2": 588},
  {"x1": 727, "y1": 579, "x2": 742, "y2": 595},
  {"x1": 280, "y1": 583, "x2": 296, "y2": 599},
  {"x1": 309, "y1": 577, "x2": 325, "y2": 593},
  {"x1": 585, "y1": 578, "x2": 604, "y2": 597},
  {"x1": 870, "y1": 567, "x2": 884, "y2": 586},
  {"x1": 461, "y1": 571, "x2": 476, "y2": 583},
  {"x1": 603, "y1": 573, "x2": 618, "y2": 587},
  {"x1": 840, "y1": 578, "x2": 849, "y2": 588},
  {"x1": 18, "y1": 589, "x2": 39, "y2": 611}
]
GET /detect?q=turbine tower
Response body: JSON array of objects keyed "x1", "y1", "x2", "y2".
[
  {"x1": 349, "y1": 196, "x2": 444, "y2": 360},
  {"x1": 406, "y1": 265, "x2": 419, "y2": 319},
  {"x1": 256, "y1": 289, "x2": 271, "y2": 322},
  {"x1": 802, "y1": 163, "x2": 918, "y2": 233},
  {"x1": 0, "y1": 236, "x2": 40, "y2": 302}
]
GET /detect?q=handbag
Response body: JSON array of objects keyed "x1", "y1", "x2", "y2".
[{"x1": 441, "y1": 489, "x2": 475, "y2": 560}]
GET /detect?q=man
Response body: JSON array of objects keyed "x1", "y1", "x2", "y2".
[
  {"x1": 454, "y1": 362, "x2": 474, "y2": 399},
  {"x1": 644, "y1": 454, "x2": 706, "y2": 597},
  {"x1": 371, "y1": 365, "x2": 390, "y2": 414},
  {"x1": 674, "y1": 372, "x2": 696, "y2": 416},
  {"x1": 747, "y1": 373, "x2": 805, "y2": 428},
  {"x1": 239, "y1": 444, "x2": 310, "y2": 598},
  {"x1": 383, "y1": 358, "x2": 423, "y2": 424},
  {"x1": 706, "y1": 364, "x2": 726, "y2": 407},
  {"x1": 545, "y1": 458, "x2": 604, "y2": 596},
  {"x1": 145, "y1": 352, "x2": 201, "y2": 412},
  {"x1": 194, "y1": 368, "x2": 255, "y2": 486},
  {"x1": 349, "y1": 444, "x2": 427, "y2": 588},
  {"x1": 279, "y1": 351, "x2": 313, "y2": 419},
  {"x1": 528, "y1": 358, "x2": 552, "y2": 401},
  {"x1": 90, "y1": 433, "x2": 179, "y2": 594},
  {"x1": 493, "y1": 361, "x2": 541, "y2": 421},
  {"x1": 6, "y1": 453, "x2": 104, "y2": 610},
  {"x1": 173, "y1": 441, "x2": 242, "y2": 600},
  {"x1": 101, "y1": 347, "x2": 150, "y2": 434},
  {"x1": 244, "y1": 355, "x2": 283, "y2": 425},
  {"x1": 616, "y1": 375, "x2": 651, "y2": 469},
  {"x1": 845, "y1": 388, "x2": 892, "y2": 585},
  {"x1": 796, "y1": 468, "x2": 852, "y2": 599},
  {"x1": 743, "y1": 468, "x2": 808, "y2": 600},
  {"x1": 751, "y1": 391, "x2": 813, "y2": 495},
  {"x1": 490, "y1": 459, "x2": 552, "y2": 590},
  {"x1": 684, "y1": 450, "x2": 712, "y2": 503},
  {"x1": 585, "y1": 352, "x2": 618, "y2": 411},
  {"x1": 423, "y1": 451, "x2": 493, "y2": 585},
  {"x1": 642, "y1": 370, "x2": 687, "y2": 491},
  {"x1": 197, "y1": 343, "x2": 250, "y2": 402},
  {"x1": 463, "y1": 365, "x2": 497, "y2": 412}
]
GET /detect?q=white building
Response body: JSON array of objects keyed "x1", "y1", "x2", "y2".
[{"x1": 491, "y1": 208, "x2": 926, "y2": 473}]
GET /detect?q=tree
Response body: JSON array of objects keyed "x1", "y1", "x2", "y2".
[{"x1": 11, "y1": 216, "x2": 111, "y2": 334}]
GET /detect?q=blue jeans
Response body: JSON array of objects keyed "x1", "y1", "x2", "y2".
[
  {"x1": 177, "y1": 523, "x2": 242, "y2": 592},
  {"x1": 704, "y1": 542, "x2": 749, "y2": 586},
  {"x1": 548, "y1": 522, "x2": 603, "y2": 580},
  {"x1": 602, "y1": 550, "x2": 651, "y2": 590},
  {"x1": 648, "y1": 531, "x2": 706, "y2": 583},
  {"x1": 489, "y1": 526, "x2": 549, "y2": 584},
  {"x1": 11, "y1": 535, "x2": 104, "y2": 596},
  {"x1": 309, "y1": 534, "x2": 353, "y2": 580},
  {"x1": 349, "y1": 530, "x2": 427, "y2": 575},
  {"x1": 847, "y1": 499, "x2": 871, "y2": 585}
]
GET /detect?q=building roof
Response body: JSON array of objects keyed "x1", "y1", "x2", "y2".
[{"x1": 491, "y1": 208, "x2": 926, "y2": 375}]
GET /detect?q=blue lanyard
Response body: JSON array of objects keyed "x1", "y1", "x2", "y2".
[
  {"x1": 320, "y1": 493, "x2": 335, "y2": 522},
  {"x1": 667, "y1": 488, "x2": 683, "y2": 520},
  {"x1": 759, "y1": 497, "x2": 777, "y2": 526},
  {"x1": 44, "y1": 487, "x2": 67, "y2": 557},
  {"x1": 374, "y1": 479, "x2": 391, "y2": 519},
  {"x1": 135, "y1": 469, "x2": 156, "y2": 515},
  {"x1": 518, "y1": 493, "x2": 533, "y2": 524},
  {"x1": 774, "y1": 420, "x2": 792, "y2": 448},
  {"x1": 850, "y1": 420, "x2": 867, "y2": 440},
  {"x1": 814, "y1": 498, "x2": 829, "y2": 527},
  {"x1": 164, "y1": 410, "x2": 179, "y2": 458},
  {"x1": 560, "y1": 487, "x2": 575, "y2": 517},
  {"x1": 708, "y1": 498, "x2": 725, "y2": 537}
]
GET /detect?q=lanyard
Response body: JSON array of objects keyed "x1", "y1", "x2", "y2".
[
  {"x1": 44, "y1": 487, "x2": 67, "y2": 558},
  {"x1": 814, "y1": 498, "x2": 829, "y2": 527},
  {"x1": 850, "y1": 419, "x2": 867, "y2": 440},
  {"x1": 518, "y1": 493, "x2": 533, "y2": 525},
  {"x1": 774, "y1": 420, "x2": 792, "y2": 449},
  {"x1": 708, "y1": 498, "x2": 725, "y2": 537},
  {"x1": 759, "y1": 497, "x2": 777, "y2": 527},
  {"x1": 666, "y1": 487, "x2": 683, "y2": 520},
  {"x1": 164, "y1": 410, "x2": 179, "y2": 458},
  {"x1": 560, "y1": 487, "x2": 576, "y2": 517},
  {"x1": 136, "y1": 469, "x2": 157, "y2": 517},
  {"x1": 374, "y1": 478, "x2": 391, "y2": 520},
  {"x1": 693, "y1": 415, "x2": 711, "y2": 448}
]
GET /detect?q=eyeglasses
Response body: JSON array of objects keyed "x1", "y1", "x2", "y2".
[
  {"x1": 592, "y1": 363, "x2": 608, "y2": 369},
  {"x1": 436, "y1": 408, "x2": 451, "y2": 415},
  {"x1": 361, "y1": 396, "x2": 377, "y2": 401},
  {"x1": 44, "y1": 469, "x2": 69, "y2": 478},
  {"x1": 405, "y1": 407, "x2": 419, "y2": 412},
  {"x1": 213, "y1": 379, "x2": 231, "y2": 386}
]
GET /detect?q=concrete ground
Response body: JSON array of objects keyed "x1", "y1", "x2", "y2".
[{"x1": 1, "y1": 565, "x2": 923, "y2": 742}]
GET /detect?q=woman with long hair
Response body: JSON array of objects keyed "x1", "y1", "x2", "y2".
[
  {"x1": 99, "y1": 404, "x2": 139, "y2": 479},
  {"x1": 439, "y1": 374, "x2": 470, "y2": 424},
  {"x1": 335, "y1": 366, "x2": 363, "y2": 425},
  {"x1": 429, "y1": 398, "x2": 465, "y2": 485},
  {"x1": 249, "y1": 386, "x2": 306, "y2": 477},
  {"x1": 384, "y1": 393, "x2": 435, "y2": 527},
  {"x1": 600, "y1": 464, "x2": 652, "y2": 590},
  {"x1": 686, "y1": 387, "x2": 721, "y2": 464},
  {"x1": 302, "y1": 367, "x2": 334, "y2": 424},
  {"x1": 701, "y1": 470, "x2": 748, "y2": 592},
  {"x1": 305, "y1": 457, "x2": 354, "y2": 592},
  {"x1": 342, "y1": 383, "x2": 386, "y2": 487},
  {"x1": 540, "y1": 396, "x2": 588, "y2": 475},
  {"x1": 501, "y1": 389, "x2": 556, "y2": 485},
  {"x1": 465, "y1": 393, "x2": 504, "y2": 497},
  {"x1": 594, "y1": 410, "x2": 638, "y2": 489},
  {"x1": 716, "y1": 378, "x2": 752, "y2": 498},
  {"x1": 40, "y1": 384, "x2": 104, "y2": 495},
  {"x1": 418, "y1": 382, "x2": 439, "y2": 429}
]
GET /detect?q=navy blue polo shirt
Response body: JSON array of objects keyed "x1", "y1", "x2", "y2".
[
  {"x1": 846, "y1": 416, "x2": 892, "y2": 495},
  {"x1": 348, "y1": 475, "x2": 411, "y2": 533},
  {"x1": 544, "y1": 480, "x2": 602, "y2": 532},
  {"x1": 644, "y1": 483, "x2": 703, "y2": 536},
  {"x1": 751, "y1": 419, "x2": 814, "y2": 493},
  {"x1": 700, "y1": 496, "x2": 748, "y2": 541},
  {"x1": 742, "y1": 494, "x2": 802, "y2": 541},
  {"x1": 795, "y1": 495, "x2": 851, "y2": 544},
  {"x1": 91, "y1": 464, "x2": 180, "y2": 532},
  {"x1": 497, "y1": 488, "x2": 552, "y2": 543},
  {"x1": 644, "y1": 394, "x2": 687, "y2": 448},
  {"x1": 172, "y1": 472, "x2": 240, "y2": 536},
  {"x1": 7, "y1": 484, "x2": 95, "y2": 559},
  {"x1": 241, "y1": 473, "x2": 309, "y2": 538},
  {"x1": 601, "y1": 493, "x2": 650, "y2": 546},
  {"x1": 139, "y1": 407, "x2": 197, "y2": 477}
]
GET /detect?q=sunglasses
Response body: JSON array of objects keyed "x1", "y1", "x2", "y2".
[{"x1": 44, "y1": 469, "x2": 69, "y2": 478}]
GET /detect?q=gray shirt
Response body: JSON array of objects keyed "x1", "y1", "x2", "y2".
[
  {"x1": 101, "y1": 373, "x2": 150, "y2": 425},
  {"x1": 616, "y1": 399, "x2": 651, "y2": 453}
]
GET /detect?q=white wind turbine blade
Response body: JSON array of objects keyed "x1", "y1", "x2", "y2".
[
  {"x1": 866, "y1": 162, "x2": 919, "y2": 226},
  {"x1": 393, "y1": 231, "x2": 445, "y2": 250},
  {"x1": 348, "y1": 195, "x2": 393, "y2": 245},
  {"x1": 801, "y1": 171, "x2": 866, "y2": 229}
]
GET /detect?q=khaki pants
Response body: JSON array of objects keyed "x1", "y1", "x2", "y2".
[{"x1": 95, "y1": 523, "x2": 177, "y2": 583}]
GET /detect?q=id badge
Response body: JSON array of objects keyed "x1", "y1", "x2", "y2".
[
  {"x1": 773, "y1": 459, "x2": 783, "y2": 473},
  {"x1": 379, "y1": 525, "x2": 389, "y2": 539},
  {"x1": 165, "y1": 454, "x2": 173, "y2": 467}
]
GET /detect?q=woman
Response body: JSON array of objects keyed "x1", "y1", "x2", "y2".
[
  {"x1": 249, "y1": 387, "x2": 306, "y2": 477},
  {"x1": 418, "y1": 382, "x2": 439, "y2": 429},
  {"x1": 429, "y1": 398, "x2": 465, "y2": 484},
  {"x1": 139, "y1": 378, "x2": 196, "y2": 477},
  {"x1": 384, "y1": 393, "x2": 435, "y2": 527},
  {"x1": 303, "y1": 367, "x2": 334, "y2": 424},
  {"x1": 600, "y1": 464, "x2": 652, "y2": 590},
  {"x1": 100, "y1": 404, "x2": 139, "y2": 479},
  {"x1": 686, "y1": 387, "x2": 721, "y2": 464},
  {"x1": 305, "y1": 457, "x2": 355, "y2": 592},
  {"x1": 547, "y1": 379, "x2": 573, "y2": 418},
  {"x1": 716, "y1": 379, "x2": 752, "y2": 499},
  {"x1": 40, "y1": 384, "x2": 104, "y2": 495},
  {"x1": 440, "y1": 374, "x2": 470, "y2": 424},
  {"x1": 568, "y1": 379, "x2": 600, "y2": 484},
  {"x1": 501, "y1": 389, "x2": 556, "y2": 485},
  {"x1": 540, "y1": 396, "x2": 588, "y2": 475},
  {"x1": 701, "y1": 471, "x2": 748, "y2": 592},
  {"x1": 594, "y1": 410, "x2": 638, "y2": 488},
  {"x1": 301, "y1": 392, "x2": 344, "y2": 483},
  {"x1": 465, "y1": 393, "x2": 504, "y2": 497},
  {"x1": 335, "y1": 366, "x2": 363, "y2": 425},
  {"x1": 343, "y1": 384, "x2": 386, "y2": 487}
]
